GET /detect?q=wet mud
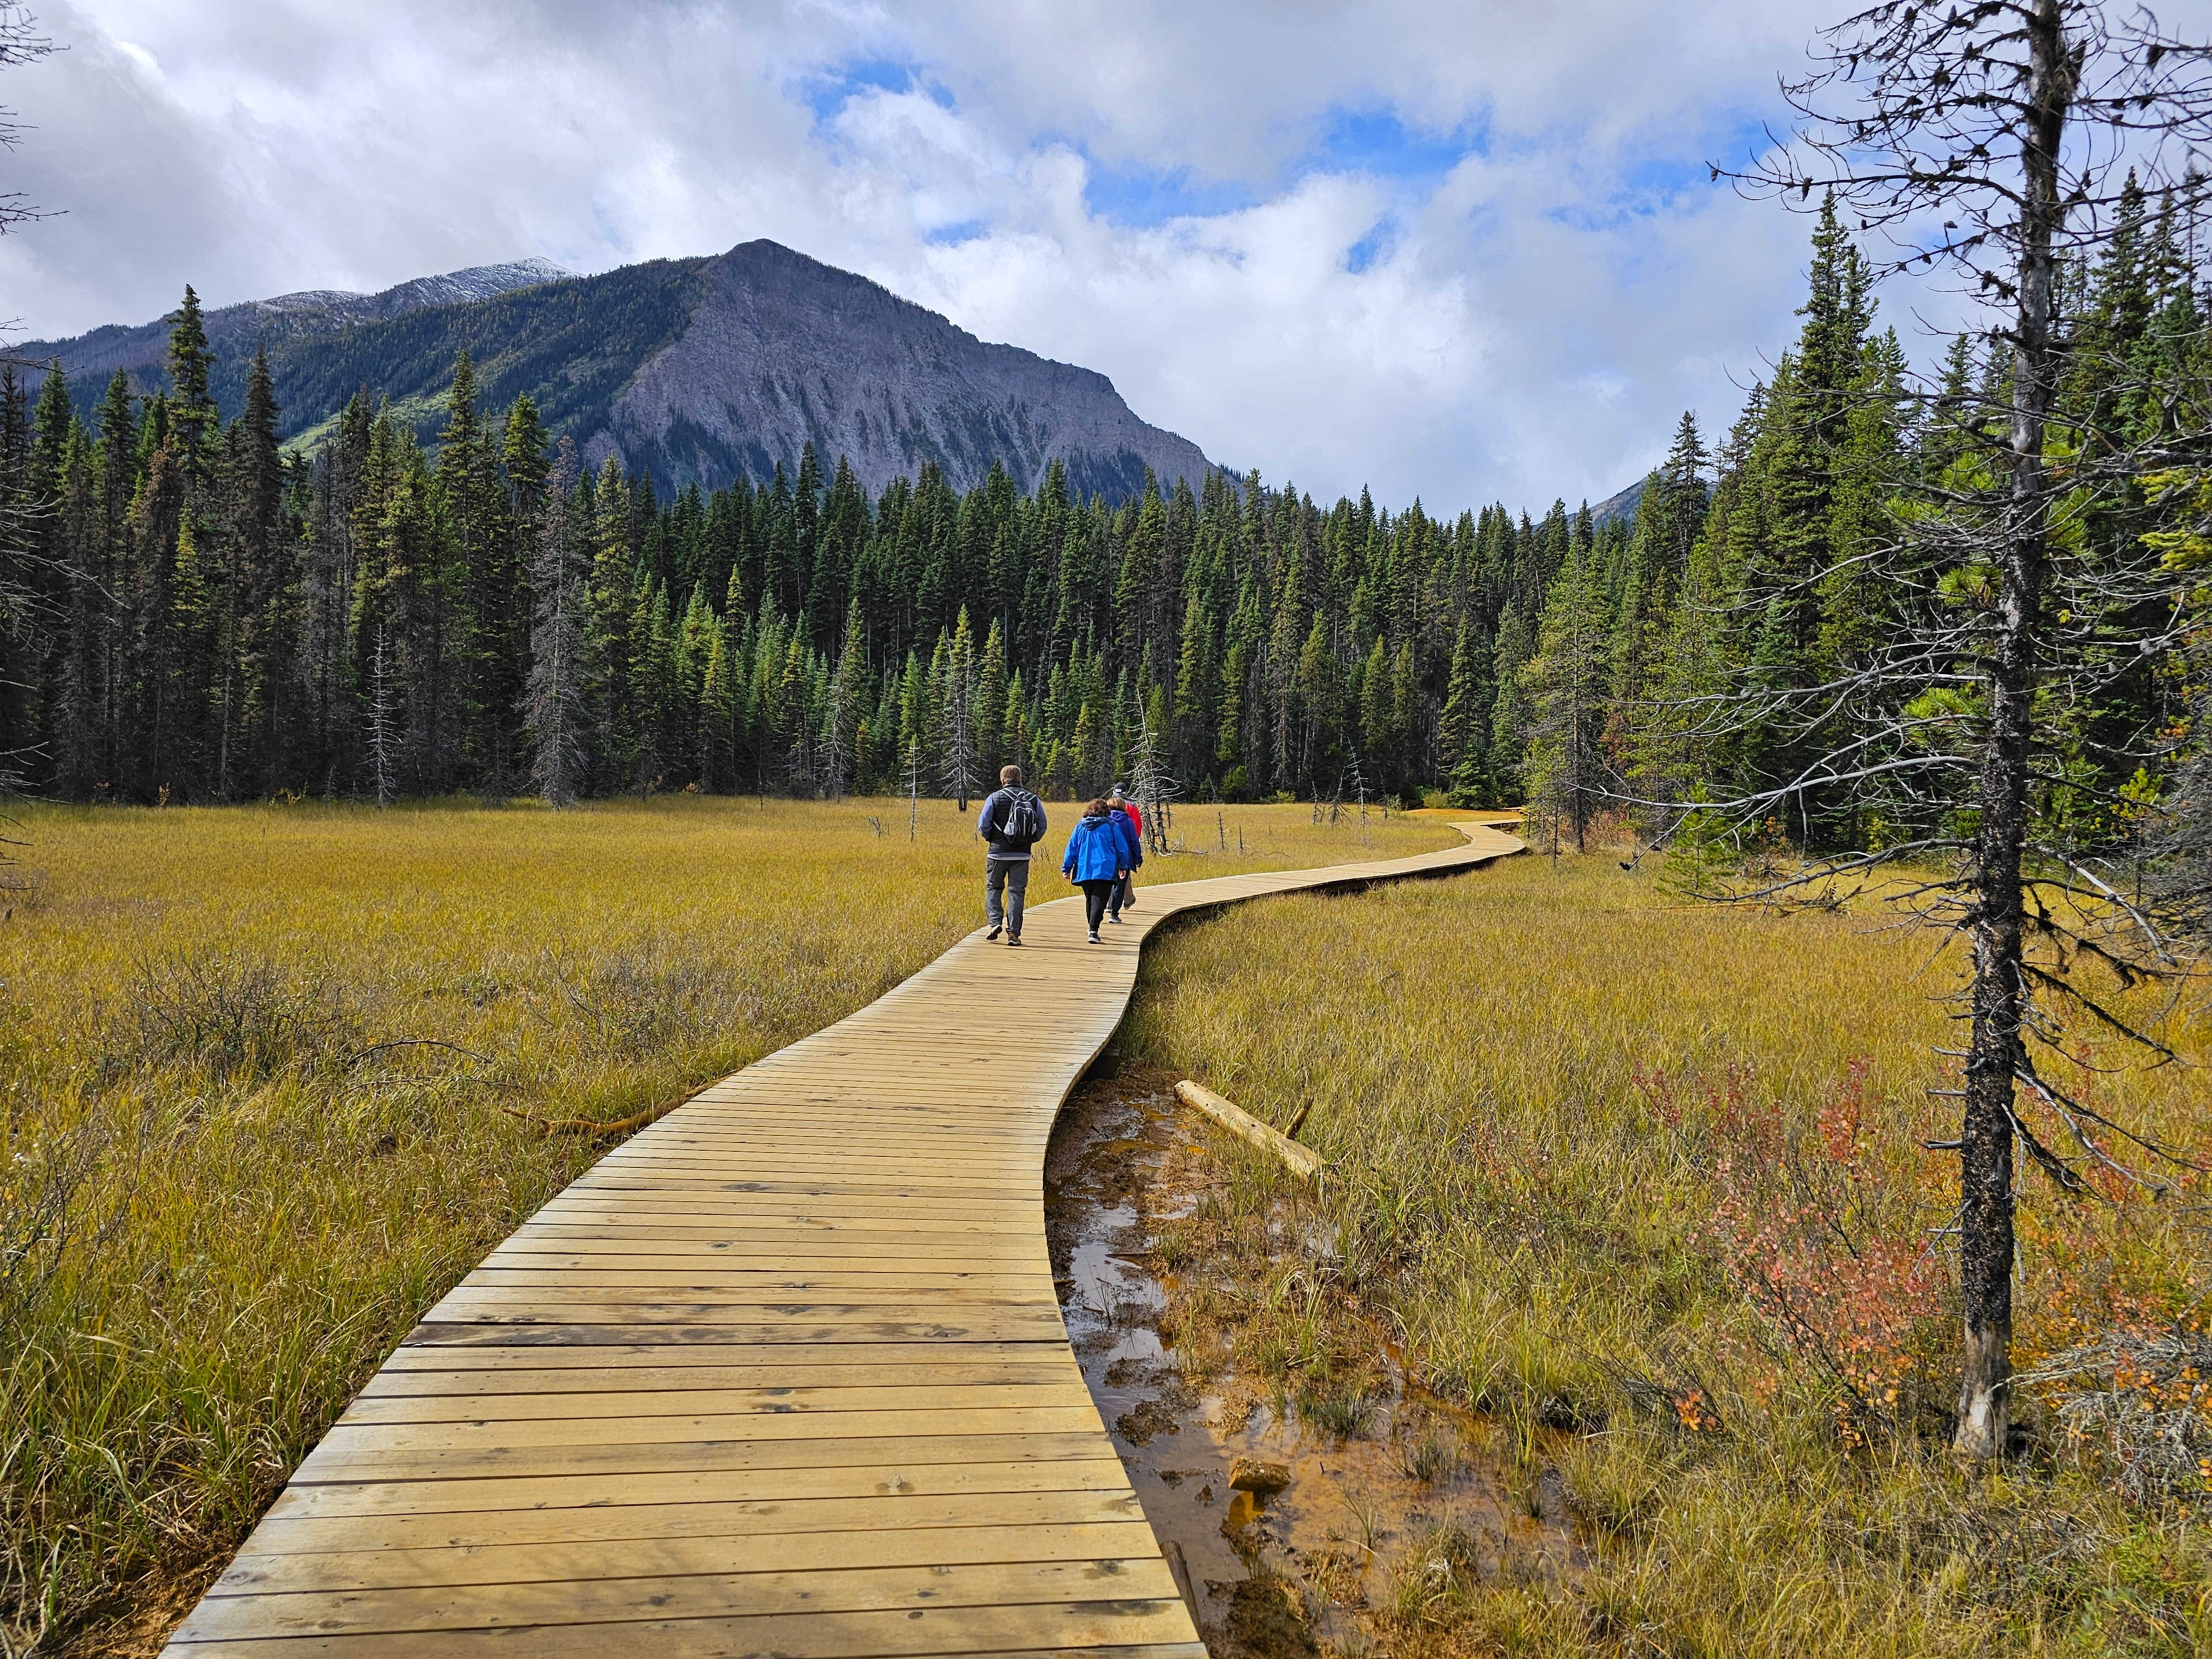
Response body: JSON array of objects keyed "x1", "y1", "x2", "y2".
[{"x1": 1045, "y1": 1063, "x2": 1578, "y2": 1657}]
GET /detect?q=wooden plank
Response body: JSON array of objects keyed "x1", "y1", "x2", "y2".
[
  {"x1": 458, "y1": 1269, "x2": 1049, "y2": 1291},
  {"x1": 173, "y1": 1625, "x2": 1205, "y2": 1659},
  {"x1": 211, "y1": 1521, "x2": 1173, "y2": 1593},
  {"x1": 176, "y1": 1557, "x2": 1181, "y2": 1641},
  {"x1": 162, "y1": 824, "x2": 1522, "y2": 1657},
  {"x1": 310, "y1": 1406, "x2": 1105, "y2": 1452},
  {"x1": 425, "y1": 1286, "x2": 1061, "y2": 1312},
  {"x1": 375, "y1": 1341, "x2": 1072, "y2": 1372},
  {"x1": 291, "y1": 1431, "x2": 1122, "y2": 1486},
  {"x1": 477, "y1": 1246, "x2": 1048, "y2": 1268},
  {"x1": 239, "y1": 1488, "x2": 1152, "y2": 1553},
  {"x1": 269, "y1": 1458, "x2": 1138, "y2": 1521},
  {"x1": 341, "y1": 1381, "x2": 1098, "y2": 1424},
  {"x1": 358, "y1": 1364, "x2": 1081, "y2": 1398}
]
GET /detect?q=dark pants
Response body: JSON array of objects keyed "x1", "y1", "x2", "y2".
[
  {"x1": 1081, "y1": 879, "x2": 1116, "y2": 933},
  {"x1": 986, "y1": 857, "x2": 1030, "y2": 936},
  {"x1": 1112, "y1": 872, "x2": 1136, "y2": 916}
]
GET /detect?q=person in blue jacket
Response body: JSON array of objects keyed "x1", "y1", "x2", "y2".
[
  {"x1": 1061, "y1": 797, "x2": 1130, "y2": 943},
  {"x1": 1104, "y1": 786, "x2": 1143, "y2": 925}
]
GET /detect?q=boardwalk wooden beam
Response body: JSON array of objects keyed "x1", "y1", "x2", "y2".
[{"x1": 164, "y1": 822, "x2": 1522, "y2": 1657}]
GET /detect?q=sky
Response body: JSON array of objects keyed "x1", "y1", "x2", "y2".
[{"x1": 0, "y1": 0, "x2": 2056, "y2": 513}]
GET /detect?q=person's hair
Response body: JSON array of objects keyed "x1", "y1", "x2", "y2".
[
  {"x1": 1000, "y1": 764, "x2": 1023, "y2": 786},
  {"x1": 1085, "y1": 796, "x2": 1110, "y2": 817}
]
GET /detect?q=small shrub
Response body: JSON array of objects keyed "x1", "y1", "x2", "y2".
[
  {"x1": 2018, "y1": 1327, "x2": 2212, "y2": 1506},
  {"x1": 116, "y1": 949, "x2": 358, "y2": 1081}
]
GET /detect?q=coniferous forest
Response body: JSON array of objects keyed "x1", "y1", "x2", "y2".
[{"x1": 4, "y1": 189, "x2": 2209, "y2": 881}]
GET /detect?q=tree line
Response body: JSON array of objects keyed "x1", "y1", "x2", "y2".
[
  {"x1": 1518, "y1": 183, "x2": 2209, "y2": 887},
  {"x1": 0, "y1": 288, "x2": 1596, "y2": 809},
  {"x1": 0, "y1": 197, "x2": 2205, "y2": 864}
]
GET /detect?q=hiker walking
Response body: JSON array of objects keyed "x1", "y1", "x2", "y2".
[
  {"x1": 977, "y1": 764, "x2": 1046, "y2": 946},
  {"x1": 1107, "y1": 784, "x2": 1144, "y2": 920},
  {"x1": 1062, "y1": 797, "x2": 1129, "y2": 944}
]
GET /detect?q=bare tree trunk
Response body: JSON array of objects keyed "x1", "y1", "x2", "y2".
[{"x1": 1955, "y1": 0, "x2": 2072, "y2": 1463}]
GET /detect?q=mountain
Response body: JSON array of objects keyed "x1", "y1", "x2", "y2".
[
  {"x1": 18, "y1": 258, "x2": 571, "y2": 398},
  {"x1": 19, "y1": 241, "x2": 1219, "y2": 501},
  {"x1": 1590, "y1": 477, "x2": 1646, "y2": 524}
]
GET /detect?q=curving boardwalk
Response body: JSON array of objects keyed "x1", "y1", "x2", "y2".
[{"x1": 166, "y1": 821, "x2": 1524, "y2": 1657}]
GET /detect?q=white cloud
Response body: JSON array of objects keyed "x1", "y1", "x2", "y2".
[{"x1": 2, "y1": 0, "x2": 1959, "y2": 509}]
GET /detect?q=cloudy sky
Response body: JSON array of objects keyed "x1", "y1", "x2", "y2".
[{"x1": 1, "y1": 1, "x2": 2014, "y2": 511}]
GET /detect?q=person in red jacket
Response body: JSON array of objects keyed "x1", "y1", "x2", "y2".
[{"x1": 1108, "y1": 785, "x2": 1143, "y2": 918}]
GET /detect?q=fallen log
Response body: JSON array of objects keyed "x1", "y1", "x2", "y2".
[
  {"x1": 502, "y1": 1097, "x2": 684, "y2": 1141},
  {"x1": 1173, "y1": 1079, "x2": 1323, "y2": 1180}
]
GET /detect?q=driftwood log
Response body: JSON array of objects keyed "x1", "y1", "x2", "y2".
[{"x1": 1173, "y1": 1079, "x2": 1323, "y2": 1180}]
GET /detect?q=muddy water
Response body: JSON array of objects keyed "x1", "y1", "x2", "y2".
[{"x1": 1044, "y1": 1065, "x2": 1577, "y2": 1656}]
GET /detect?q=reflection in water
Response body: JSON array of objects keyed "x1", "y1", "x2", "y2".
[{"x1": 1044, "y1": 1066, "x2": 1578, "y2": 1657}]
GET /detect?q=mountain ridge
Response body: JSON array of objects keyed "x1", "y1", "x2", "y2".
[
  {"x1": 18, "y1": 258, "x2": 572, "y2": 390},
  {"x1": 19, "y1": 242, "x2": 1218, "y2": 502}
]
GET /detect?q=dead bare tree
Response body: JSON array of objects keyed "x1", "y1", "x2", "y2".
[
  {"x1": 1703, "y1": 0, "x2": 2212, "y2": 1460},
  {"x1": 905, "y1": 738, "x2": 921, "y2": 842},
  {"x1": 1126, "y1": 700, "x2": 1179, "y2": 855},
  {"x1": 366, "y1": 631, "x2": 397, "y2": 808},
  {"x1": 0, "y1": 11, "x2": 57, "y2": 792},
  {"x1": 822, "y1": 654, "x2": 854, "y2": 803},
  {"x1": 521, "y1": 440, "x2": 588, "y2": 808},
  {"x1": 0, "y1": 7, "x2": 56, "y2": 263}
]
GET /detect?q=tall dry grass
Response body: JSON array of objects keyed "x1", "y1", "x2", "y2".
[
  {"x1": 0, "y1": 793, "x2": 1456, "y2": 1656},
  {"x1": 1123, "y1": 838, "x2": 2212, "y2": 1657}
]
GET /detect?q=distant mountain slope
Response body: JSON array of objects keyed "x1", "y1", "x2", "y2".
[
  {"x1": 21, "y1": 242, "x2": 1218, "y2": 500},
  {"x1": 18, "y1": 259, "x2": 571, "y2": 413},
  {"x1": 1591, "y1": 477, "x2": 1646, "y2": 524}
]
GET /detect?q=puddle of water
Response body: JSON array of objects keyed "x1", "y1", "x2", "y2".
[{"x1": 1044, "y1": 1065, "x2": 1579, "y2": 1656}]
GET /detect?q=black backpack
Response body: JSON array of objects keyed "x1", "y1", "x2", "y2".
[{"x1": 1001, "y1": 789, "x2": 1042, "y2": 848}]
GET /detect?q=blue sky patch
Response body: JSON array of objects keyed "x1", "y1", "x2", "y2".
[
  {"x1": 1345, "y1": 217, "x2": 1394, "y2": 273},
  {"x1": 923, "y1": 218, "x2": 992, "y2": 246},
  {"x1": 1310, "y1": 108, "x2": 1480, "y2": 183},
  {"x1": 805, "y1": 56, "x2": 949, "y2": 124},
  {"x1": 1081, "y1": 160, "x2": 1261, "y2": 228}
]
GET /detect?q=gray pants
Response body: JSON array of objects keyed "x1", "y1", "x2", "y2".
[{"x1": 985, "y1": 857, "x2": 1030, "y2": 936}]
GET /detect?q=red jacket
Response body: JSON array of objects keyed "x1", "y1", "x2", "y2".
[{"x1": 1121, "y1": 802, "x2": 1142, "y2": 843}]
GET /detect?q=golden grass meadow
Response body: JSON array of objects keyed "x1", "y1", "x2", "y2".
[
  {"x1": 1123, "y1": 839, "x2": 2212, "y2": 1658},
  {"x1": 0, "y1": 795, "x2": 1455, "y2": 1655}
]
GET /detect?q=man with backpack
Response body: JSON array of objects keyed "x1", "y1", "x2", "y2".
[{"x1": 977, "y1": 764, "x2": 1047, "y2": 946}]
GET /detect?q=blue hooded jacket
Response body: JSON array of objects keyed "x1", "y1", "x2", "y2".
[
  {"x1": 1113, "y1": 806, "x2": 1143, "y2": 868},
  {"x1": 1061, "y1": 811, "x2": 1127, "y2": 883}
]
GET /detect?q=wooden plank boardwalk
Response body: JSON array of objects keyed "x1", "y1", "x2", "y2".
[{"x1": 166, "y1": 821, "x2": 1524, "y2": 1658}]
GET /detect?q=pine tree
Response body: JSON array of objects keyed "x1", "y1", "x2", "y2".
[
  {"x1": 165, "y1": 285, "x2": 219, "y2": 480},
  {"x1": 229, "y1": 347, "x2": 291, "y2": 795},
  {"x1": 974, "y1": 616, "x2": 1007, "y2": 780},
  {"x1": 1521, "y1": 538, "x2": 1613, "y2": 850}
]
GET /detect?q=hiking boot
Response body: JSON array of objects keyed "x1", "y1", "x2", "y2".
[{"x1": 1006, "y1": 935, "x2": 1022, "y2": 947}]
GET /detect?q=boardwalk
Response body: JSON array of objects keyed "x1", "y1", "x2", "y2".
[{"x1": 166, "y1": 821, "x2": 1524, "y2": 1657}]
